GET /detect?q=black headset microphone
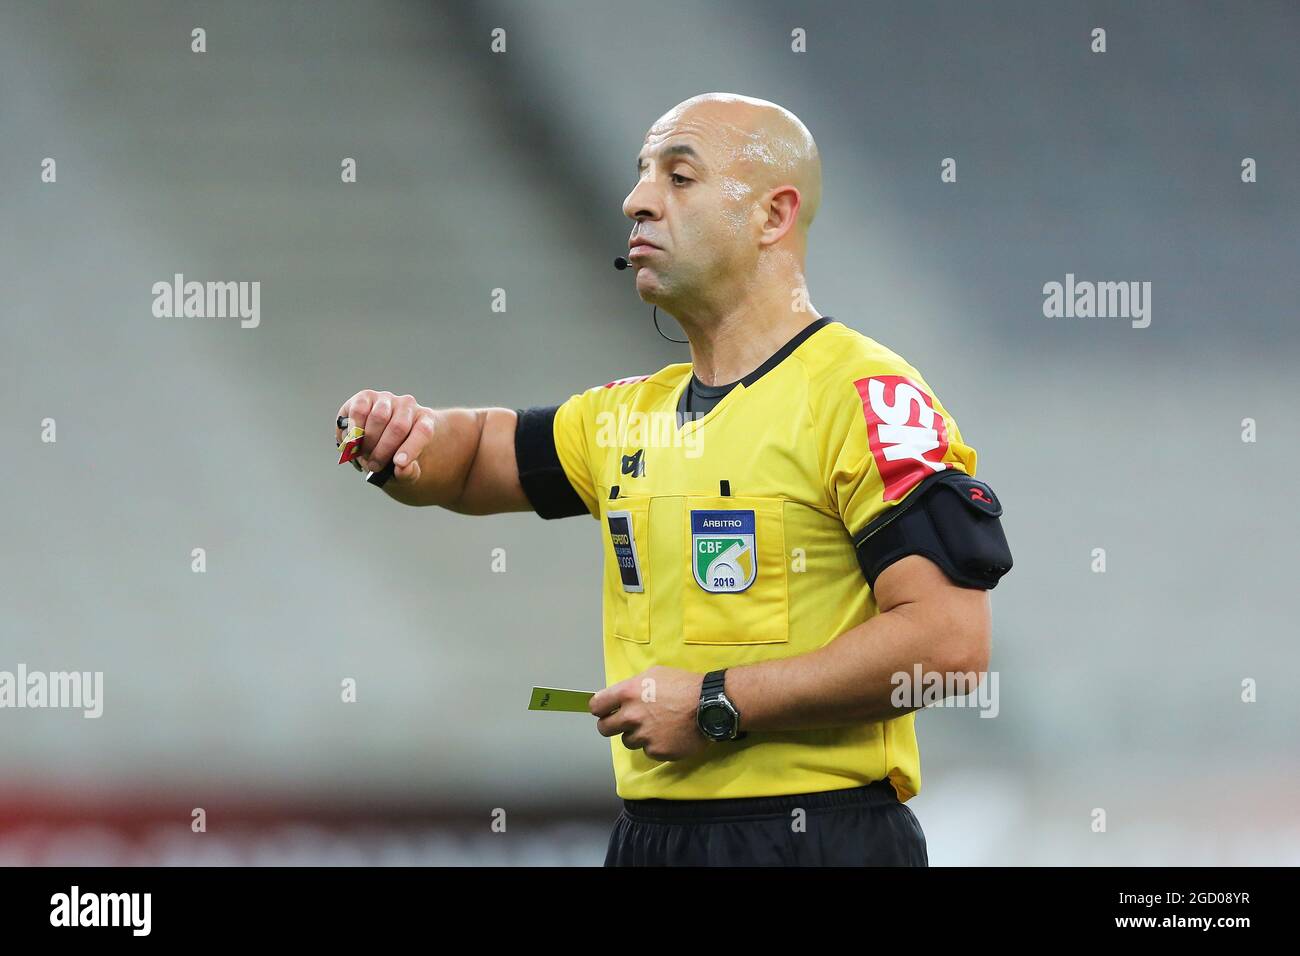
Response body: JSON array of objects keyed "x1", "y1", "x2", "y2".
[{"x1": 612, "y1": 253, "x2": 688, "y2": 344}]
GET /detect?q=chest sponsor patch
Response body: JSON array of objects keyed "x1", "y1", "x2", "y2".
[
  {"x1": 691, "y1": 510, "x2": 756, "y2": 593},
  {"x1": 606, "y1": 511, "x2": 643, "y2": 592}
]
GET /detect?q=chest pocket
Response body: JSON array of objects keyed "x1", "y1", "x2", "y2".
[
  {"x1": 603, "y1": 494, "x2": 651, "y2": 644},
  {"x1": 676, "y1": 494, "x2": 789, "y2": 645}
]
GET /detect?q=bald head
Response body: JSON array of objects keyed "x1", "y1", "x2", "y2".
[
  {"x1": 622, "y1": 92, "x2": 822, "y2": 319},
  {"x1": 647, "y1": 93, "x2": 822, "y2": 236}
]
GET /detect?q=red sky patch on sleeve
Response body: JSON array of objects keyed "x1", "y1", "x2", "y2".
[{"x1": 854, "y1": 375, "x2": 951, "y2": 501}]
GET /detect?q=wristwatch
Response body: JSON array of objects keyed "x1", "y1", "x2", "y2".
[{"x1": 696, "y1": 669, "x2": 747, "y2": 742}]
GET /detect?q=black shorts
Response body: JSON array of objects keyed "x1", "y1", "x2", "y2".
[{"x1": 603, "y1": 778, "x2": 928, "y2": 867}]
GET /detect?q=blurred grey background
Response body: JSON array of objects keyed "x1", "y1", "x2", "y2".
[{"x1": 1, "y1": 0, "x2": 1297, "y2": 865}]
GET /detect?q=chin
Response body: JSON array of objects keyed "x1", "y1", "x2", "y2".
[{"x1": 635, "y1": 271, "x2": 665, "y2": 302}]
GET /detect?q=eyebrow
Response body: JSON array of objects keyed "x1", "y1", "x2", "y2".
[{"x1": 637, "y1": 143, "x2": 707, "y2": 173}]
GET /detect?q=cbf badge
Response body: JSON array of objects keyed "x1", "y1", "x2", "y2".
[{"x1": 691, "y1": 510, "x2": 757, "y2": 593}]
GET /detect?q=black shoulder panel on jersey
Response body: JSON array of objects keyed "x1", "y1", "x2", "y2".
[
  {"x1": 852, "y1": 469, "x2": 1013, "y2": 590},
  {"x1": 514, "y1": 405, "x2": 590, "y2": 520}
]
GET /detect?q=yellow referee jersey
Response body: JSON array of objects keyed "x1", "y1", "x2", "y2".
[{"x1": 515, "y1": 317, "x2": 978, "y2": 801}]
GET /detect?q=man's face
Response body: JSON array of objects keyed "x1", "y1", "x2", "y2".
[{"x1": 622, "y1": 105, "x2": 759, "y2": 306}]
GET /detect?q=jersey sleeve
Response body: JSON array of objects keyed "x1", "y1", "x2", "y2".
[
  {"x1": 820, "y1": 367, "x2": 978, "y2": 539},
  {"x1": 514, "y1": 396, "x2": 600, "y2": 520}
]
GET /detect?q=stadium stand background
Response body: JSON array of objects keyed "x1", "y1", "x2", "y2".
[{"x1": 2, "y1": 0, "x2": 1297, "y2": 864}]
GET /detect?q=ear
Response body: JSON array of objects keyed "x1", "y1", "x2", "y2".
[{"x1": 759, "y1": 185, "x2": 802, "y2": 247}]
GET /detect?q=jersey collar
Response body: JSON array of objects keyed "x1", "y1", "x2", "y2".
[
  {"x1": 674, "y1": 315, "x2": 837, "y2": 430},
  {"x1": 738, "y1": 315, "x2": 836, "y2": 388}
]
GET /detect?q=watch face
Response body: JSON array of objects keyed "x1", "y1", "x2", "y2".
[{"x1": 700, "y1": 703, "x2": 733, "y2": 738}]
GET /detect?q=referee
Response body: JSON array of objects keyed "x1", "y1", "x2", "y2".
[{"x1": 334, "y1": 93, "x2": 1012, "y2": 866}]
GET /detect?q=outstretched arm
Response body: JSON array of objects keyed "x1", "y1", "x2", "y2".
[{"x1": 336, "y1": 390, "x2": 532, "y2": 514}]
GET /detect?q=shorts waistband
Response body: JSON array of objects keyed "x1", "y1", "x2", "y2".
[{"x1": 620, "y1": 779, "x2": 899, "y2": 823}]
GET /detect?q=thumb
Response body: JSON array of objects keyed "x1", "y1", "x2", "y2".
[{"x1": 394, "y1": 456, "x2": 421, "y2": 483}]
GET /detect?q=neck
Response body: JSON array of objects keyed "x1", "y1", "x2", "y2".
[{"x1": 672, "y1": 277, "x2": 821, "y2": 386}]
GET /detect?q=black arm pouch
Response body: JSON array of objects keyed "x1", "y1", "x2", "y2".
[{"x1": 852, "y1": 469, "x2": 1013, "y2": 590}]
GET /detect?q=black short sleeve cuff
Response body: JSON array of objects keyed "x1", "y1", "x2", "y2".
[{"x1": 514, "y1": 405, "x2": 591, "y2": 519}]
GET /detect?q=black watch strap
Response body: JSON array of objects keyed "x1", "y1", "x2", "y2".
[{"x1": 700, "y1": 669, "x2": 747, "y2": 741}]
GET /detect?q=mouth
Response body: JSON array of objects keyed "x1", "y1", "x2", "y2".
[{"x1": 627, "y1": 238, "x2": 662, "y2": 258}]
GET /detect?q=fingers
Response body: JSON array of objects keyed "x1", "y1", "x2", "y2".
[
  {"x1": 366, "y1": 397, "x2": 411, "y2": 470},
  {"x1": 597, "y1": 710, "x2": 648, "y2": 752},
  {"x1": 595, "y1": 705, "x2": 633, "y2": 739},
  {"x1": 591, "y1": 682, "x2": 674, "y2": 756},
  {"x1": 391, "y1": 413, "x2": 435, "y2": 484},
  {"x1": 337, "y1": 391, "x2": 433, "y2": 476},
  {"x1": 361, "y1": 394, "x2": 396, "y2": 462},
  {"x1": 592, "y1": 692, "x2": 636, "y2": 748},
  {"x1": 337, "y1": 390, "x2": 376, "y2": 464},
  {"x1": 589, "y1": 680, "x2": 631, "y2": 718},
  {"x1": 339, "y1": 390, "x2": 375, "y2": 437}
]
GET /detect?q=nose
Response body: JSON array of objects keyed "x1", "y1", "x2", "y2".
[{"x1": 622, "y1": 175, "x2": 662, "y2": 223}]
